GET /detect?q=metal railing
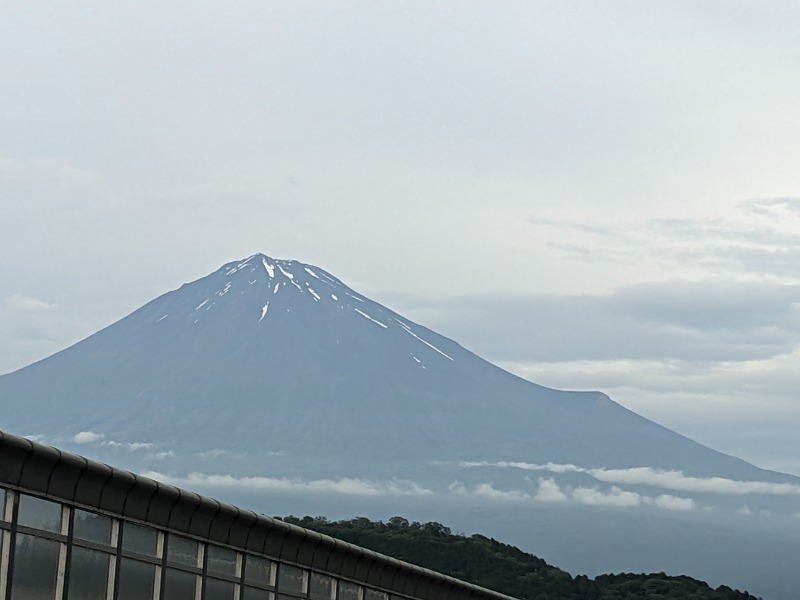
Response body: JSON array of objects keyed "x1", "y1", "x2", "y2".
[{"x1": 0, "y1": 430, "x2": 517, "y2": 600}]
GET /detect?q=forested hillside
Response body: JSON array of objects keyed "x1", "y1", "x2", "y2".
[{"x1": 280, "y1": 516, "x2": 760, "y2": 600}]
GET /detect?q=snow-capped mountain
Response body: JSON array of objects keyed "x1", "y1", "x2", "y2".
[
  {"x1": 0, "y1": 252, "x2": 786, "y2": 481},
  {"x1": 2, "y1": 253, "x2": 799, "y2": 599}
]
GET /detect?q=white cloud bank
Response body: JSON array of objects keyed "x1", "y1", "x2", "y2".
[
  {"x1": 450, "y1": 481, "x2": 533, "y2": 503},
  {"x1": 459, "y1": 461, "x2": 800, "y2": 497},
  {"x1": 452, "y1": 478, "x2": 696, "y2": 511},
  {"x1": 589, "y1": 466, "x2": 800, "y2": 497},
  {"x1": 571, "y1": 484, "x2": 641, "y2": 508},
  {"x1": 143, "y1": 472, "x2": 434, "y2": 498},
  {"x1": 534, "y1": 477, "x2": 569, "y2": 503}
]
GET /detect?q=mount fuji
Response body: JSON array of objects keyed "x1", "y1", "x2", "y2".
[
  {"x1": 2, "y1": 253, "x2": 799, "y2": 599},
  {"x1": 0, "y1": 252, "x2": 785, "y2": 480}
]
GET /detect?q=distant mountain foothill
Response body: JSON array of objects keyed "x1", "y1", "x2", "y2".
[{"x1": 281, "y1": 515, "x2": 761, "y2": 600}]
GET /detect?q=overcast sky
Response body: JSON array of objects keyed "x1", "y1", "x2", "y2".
[{"x1": 2, "y1": 2, "x2": 799, "y2": 475}]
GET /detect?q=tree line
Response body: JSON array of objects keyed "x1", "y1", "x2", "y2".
[{"x1": 279, "y1": 516, "x2": 761, "y2": 600}]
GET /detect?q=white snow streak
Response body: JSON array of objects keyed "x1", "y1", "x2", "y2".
[
  {"x1": 395, "y1": 320, "x2": 454, "y2": 361},
  {"x1": 156, "y1": 315, "x2": 168, "y2": 322},
  {"x1": 277, "y1": 264, "x2": 294, "y2": 279},
  {"x1": 307, "y1": 287, "x2": 321, "y2": 302},
  {"x1": 196, "y1": 299, "x2": 209, "y2": 310},
  {"x1": 259, "y1": 303, "x2": 269, "y2": 322},
  {"x1": 226, "y1": 256, "x2": 256, "y2": 275},
  {"x1": 273, "y1": 283, "x2": 280, "y2": 294},
  {"x1": 354, "y1": 308, "x2": 388, "y2": 328},
  {"x1": 262, "y1": 258, "x2": 275, "y2": 278},
  {"x1": 304, "y1": 267, "x2": 320, "y2": 279},
  {"x1": 331, "y1": 294, "x2": 338, "y2": 301}
]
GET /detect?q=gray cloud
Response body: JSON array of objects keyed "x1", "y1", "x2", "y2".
[
  {"x1": 534, "y1": 199, "x2": 800, "y2": 284},
  {"x1": 149, "y1": 451, "x2": 175, "y2": 460},
  {"x1": 695, "y1": 246, "x2": 800, "y2": 280},
  {"x1": 741, "y1": 197, "x2": 800, "y2": 218},
  {"x1": 410, "y1": 280, "x2": 799, "y2": 364},
  {"x1": 197, "y1": 448, "x2": 249, "y2": 460},
  {"x1": 647, "y1": 216, "x2": 800, "y2": 249}
]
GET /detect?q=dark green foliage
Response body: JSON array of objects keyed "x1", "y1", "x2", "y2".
[{"x1": 279, "y1": 516, "x2": 760, "y2": 600}]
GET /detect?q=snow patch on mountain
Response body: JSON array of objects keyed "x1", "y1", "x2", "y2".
[
  {"x1": 277, "y1": 263, "x2": 294, "y2": 280},
  {"x1": 395, "y1": 319, "x2": 454, "y2": 361},
  {"x1": 261, "y1": 257, "x2": 275, "y2": 278},
  {"x1": 354, "y1": 308, "x2": 388, "y2": 329}
]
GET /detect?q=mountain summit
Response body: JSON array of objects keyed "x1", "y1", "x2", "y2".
[{"x1": 0, "y1": 253, "x2": 788, "y2": 483}]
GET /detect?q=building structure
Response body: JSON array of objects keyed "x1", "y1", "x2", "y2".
[{"x1": 0, "y1": 430, "x2": 516, "y2": 600}]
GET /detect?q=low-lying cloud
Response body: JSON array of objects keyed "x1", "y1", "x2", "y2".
[
  {"x1": 571, "y1": 484, "x2": 641, "y2": 508},
  {"x1": 71, "y1": 431, "x2": 104, "y2": 444},
  {"x1": 150, "y1": 451, "x2": 174, "y2": 460},
  {"x1": 534, "y1": 477, "x2": 569, "y2": 502},
  {"x1": 103, "y1": 440, "x2": 155, "y2": 451},
  {"x1": 68, "y1": 432, "x2": 159, "y2": 452},
  {"x1": 460, "y1": 461, "x2": 800, "y2": 497},
  {"x1": 590, "y1": 466, "x2": 800, "y2": 496},
  {"x1": 143, "y1": 472, "x2": 434, "y2": 497},
  {"x1": 197, "y1": 448, "x2": 251, "y2": 460},
  {"x1": 452, "y1": 478, "x2": 695, "y2": 511}
]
